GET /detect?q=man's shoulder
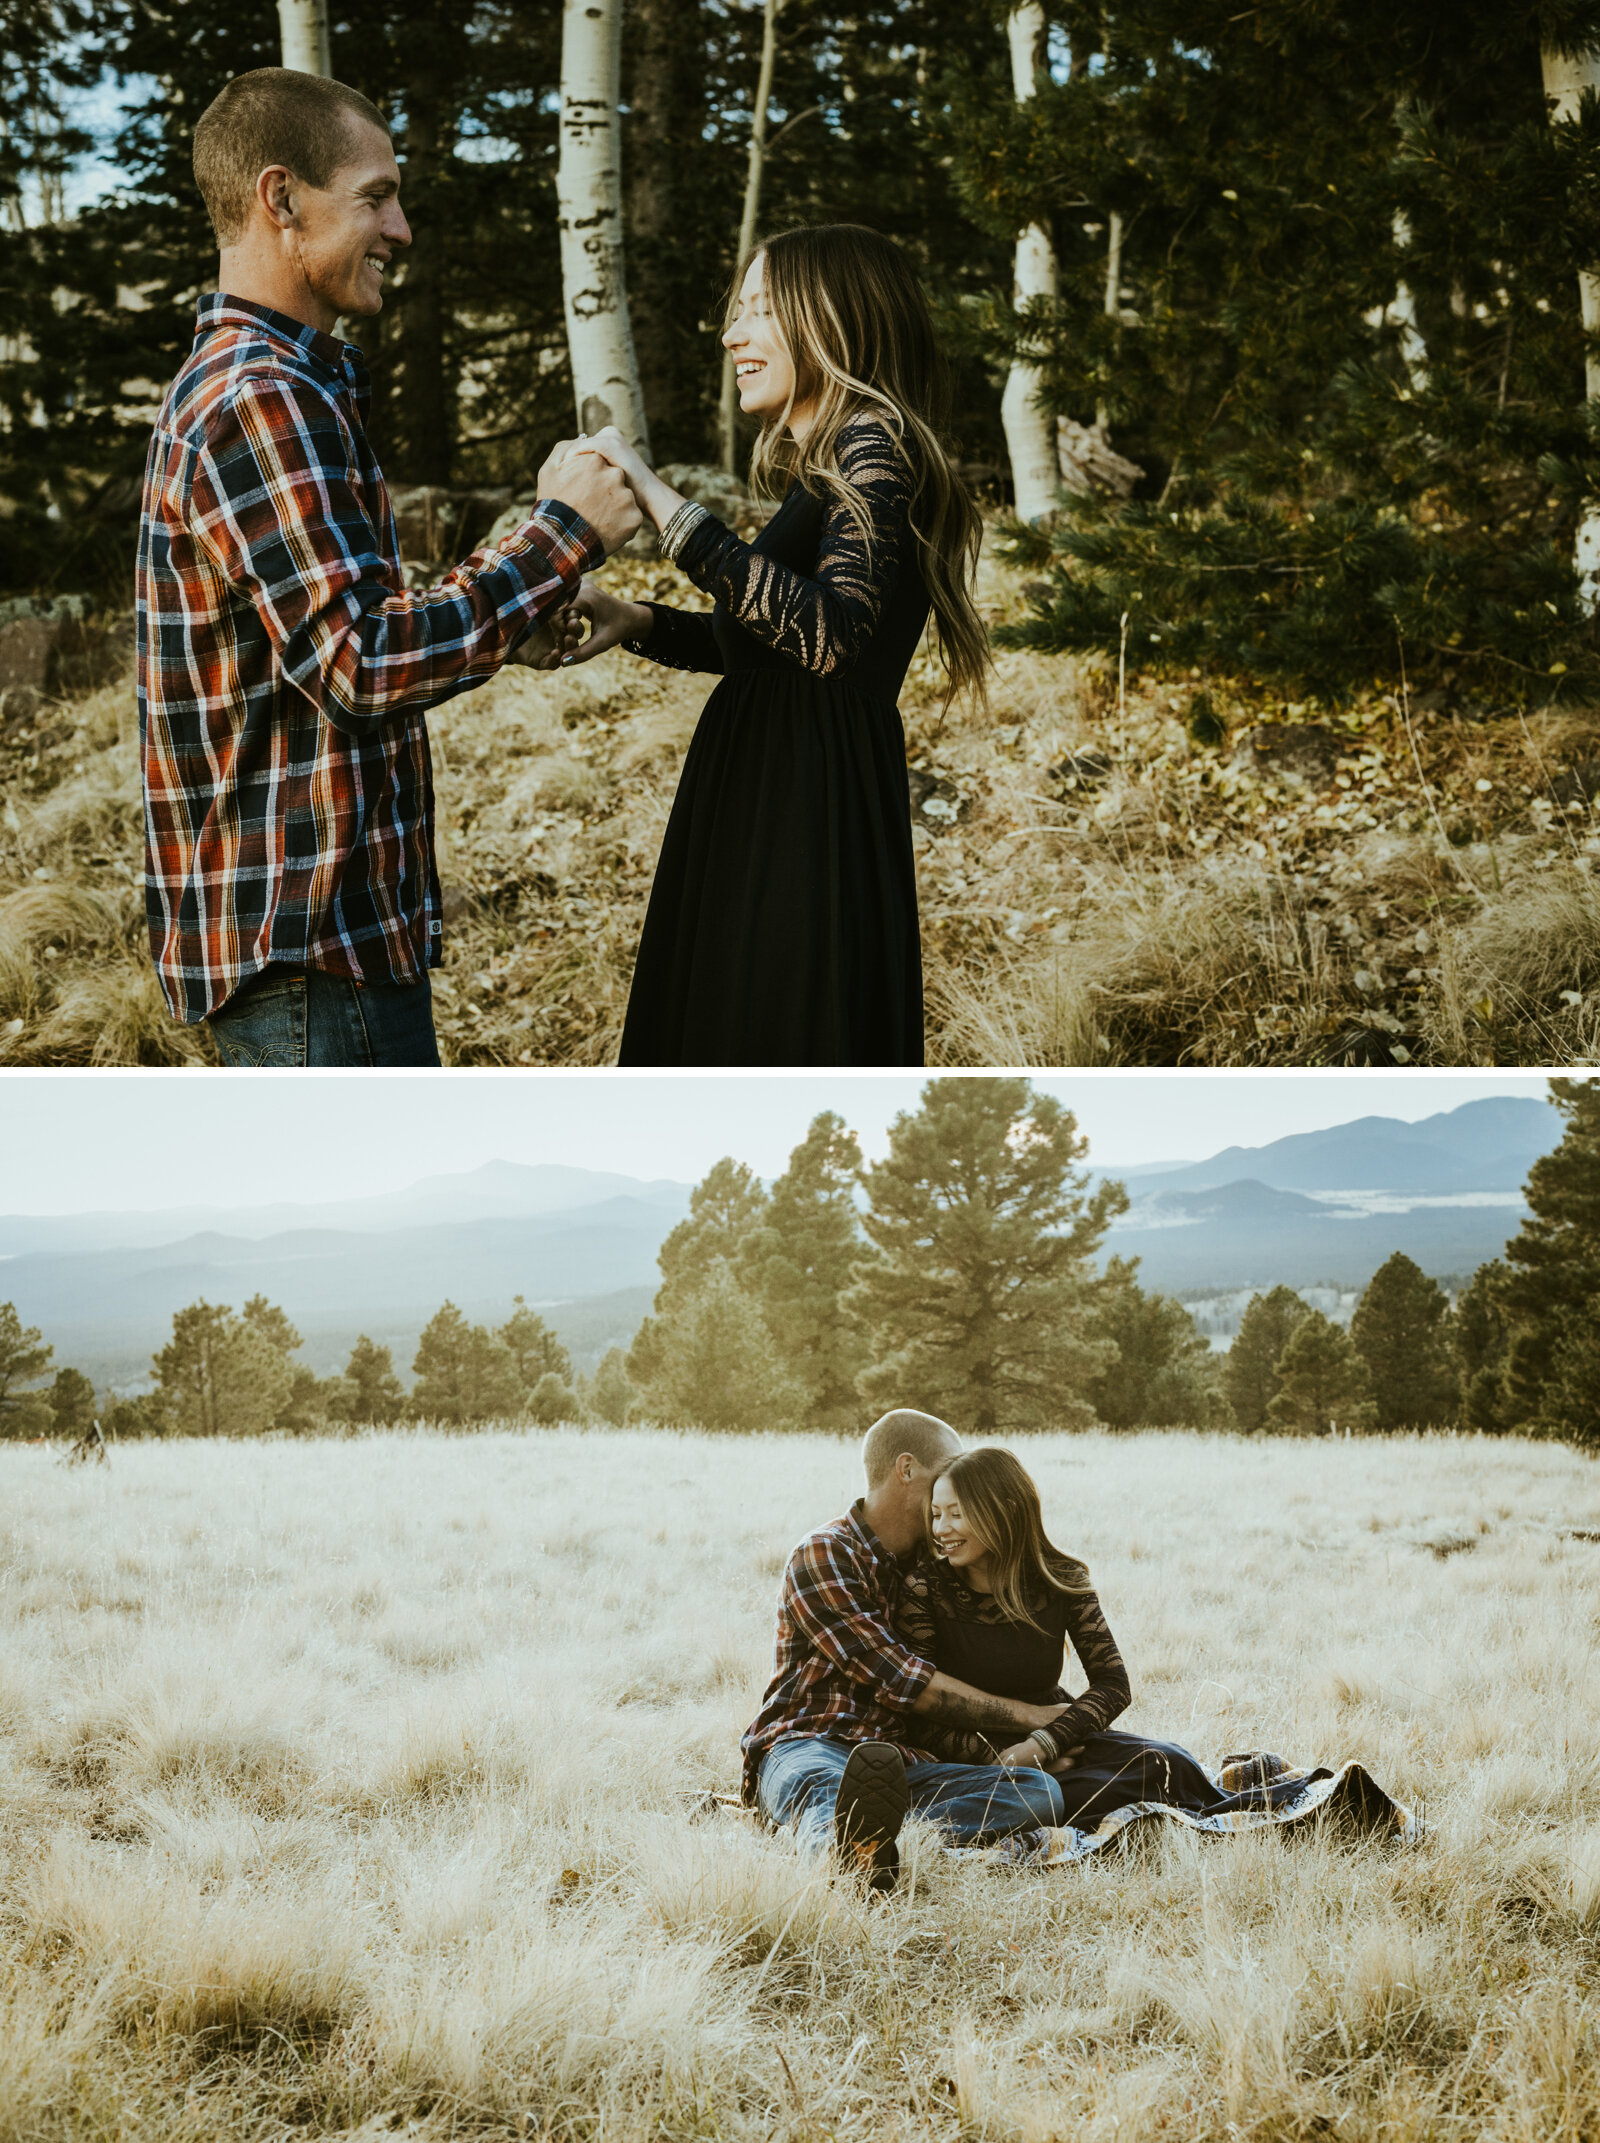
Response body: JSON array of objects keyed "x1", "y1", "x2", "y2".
[
  {"x1": 164, "y1": 326, "x2": 346, "y2": 447},
  {"x1": 786, "y1": 1509, "x2": 867, "y2": 1577}
]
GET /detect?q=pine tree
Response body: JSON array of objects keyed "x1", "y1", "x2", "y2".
[
  {"x1": 334, "y1": 1335, "x2": 407, "y2": 1426},
  {"x1": 586, "y1": 1345, "x2": 636, "y2": 1427},
  {"x1": 497, "y1": 1297, "x2": 572, "y2": 1393},
  {"x1": 46, "y1": 1365, "x2": 96, "y2": 1437},
  {"x1": 527, "y1": 1367, "x2": 580, "y2": 1425},
  {"x1": 1087, "y1": 1258, "x2": 1225, "y2": 1429},
  {"x1": 0, "y1": 1301, "x2": 54, "y2": 1437},
  {"x1": 630, "y1": 1155, "x2": 770, "y2": 1381},
  {"x1": 1350, "y1": 1252, "x2": 1458, "y2": 1429},
  {"x1": 1452, "y1": 1261, "x2": 1513, "y2": 1432},
  {"x1": 1266, "y1": 1310, "x2": 1376, "y2": 1435},
  {"x1": 411, "y1": 1301, "x2": 522, "y2": 1426},
  {"x1": 966, "y1": 0, "x2": 1600, "y2": 702},
  {"x1": 1497, "y1": 1076, "x2": 1600, "y2": 1436},
  {"x1": 153, "y1": 1299, "x2": 292, "y2": 1437},
  {"x1": 641, "y1": 1258, "x2": 804, "y2": 1432},
  {"x1": 740, "y1": 1110, "x2": 871, "y2": 1432},
  {"x1": 849, "y1": 1077, "x2": 1125, "y2": 1432},
  {"x1": 1224, "y1": 1286, "x2": 1310, "y2": 1434}
]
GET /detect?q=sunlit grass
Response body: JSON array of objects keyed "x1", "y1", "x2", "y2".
[{"x1": 2, "y1": 1425, "x2": 1599, "y2": 2140}]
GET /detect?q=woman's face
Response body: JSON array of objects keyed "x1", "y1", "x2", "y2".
[
  {"x1": 723, "y1": 254, "x2": 805, "y2": 423},
  {"x1": 930, "y1": 1477, "x2": 989, "y2": 1573}
]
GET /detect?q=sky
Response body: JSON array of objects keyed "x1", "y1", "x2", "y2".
[{"x1": 0, "y1": 1069, "x2": 1556, "y2": 1217}]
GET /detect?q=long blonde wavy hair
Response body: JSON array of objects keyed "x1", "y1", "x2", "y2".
[
  {"x1": 928, "y1": 1446, "x2": 1091, "y2": 1638},
  {"x1": 737, "y1": 223, "x2": 990, "y2": 710}
]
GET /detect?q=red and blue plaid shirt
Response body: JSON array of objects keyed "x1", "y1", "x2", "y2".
[
  {"x1": 137, "y1": 293, "x2": 603, "y2": 1022},
  {"x1": 740, "y1": 1500, "x2": 937, "y2": 1801}
]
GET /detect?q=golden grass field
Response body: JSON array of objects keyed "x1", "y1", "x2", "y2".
[
  {"x1": 4, "y1": 538, "x2": 1600, "y2": 1066},
  {"x1": 4, "y1": 1425, "x2": 1600, "y2": 2143}
]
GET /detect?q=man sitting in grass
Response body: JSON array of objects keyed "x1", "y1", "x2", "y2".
[
  {"x1": 138, "y1": 67, "x2": 639, "y2": 1066},
  {"x1": 742, "y1": 1408, "x2": 1073, "y2": 1891}
]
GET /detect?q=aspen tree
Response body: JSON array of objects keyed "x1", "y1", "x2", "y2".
[
  {"x1": 719, "y1": 0, "x2": 782, "y2": 473},
  {"x1": 276, "y1": 0, "x2": 329, "y2": 75},
  {"x1": 1541, "y1": 39, "x2": 1600, "y2": 614},
  {"x1": 557, "y1": 0, "x2": 650, "y2": 449},
  {"x1": 999, "y1": 2, "x2": 1061, "y2": 521}
]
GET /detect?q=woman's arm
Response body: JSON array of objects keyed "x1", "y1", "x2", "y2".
[
  {"x1": 580, "y1": 418, "x2": 914, "y2": 679},
  {"x1": 1033, "y1": 1583, "x2": 1132, "y2": 1762},
  {"x1": 675, "y1": 422, "x2": 910, "y2": 676},
  {"x1": 561, "y1": 581, "x2": 724, "y2": 676}
]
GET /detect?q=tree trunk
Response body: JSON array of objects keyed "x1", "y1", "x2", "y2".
[
  {"x1": 1541, "y1": 42, "x2": 1600, "y2": 613},
  {"x1": 558, "y1": 0, "x2": 651, "y2": 450},
  {"x1": 1000, "y1": 2, "x2": 1060, "y2": 522},
  {"x1": 1388, "y1": 210, "x2": 1428, "y2": 392},
  {"x1": 718, "y1": 0, "x2": 780, "y2": 473},
  {"x1": 624, "y1": 0, "x2": 693, "y2": 459},
  {"x1": 395, "y1": 77, "x2": 452, "y2": 485},
  {"x1": 277, "y1": 0, "x2": 330, "y2": 75}
]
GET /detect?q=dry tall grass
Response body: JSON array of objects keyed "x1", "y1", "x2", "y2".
[
  {"x1": 3, "y1": 1426, "x2": 1599, "y2": 2141},
  {"x1": 2, "y1": 547, "x2": 1599, "y2": 1062}
]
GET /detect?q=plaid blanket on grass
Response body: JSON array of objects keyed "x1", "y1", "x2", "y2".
[{"x1": 965, "y1": 1758, "x2": 1422, "y2": 1869}]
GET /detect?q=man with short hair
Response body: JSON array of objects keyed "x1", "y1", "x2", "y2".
[
  {"x1": 742, "y1": 1408, "x2": 1071, "y2": 1890},
  {"x1": 139, "y1": 67, "x2": 638, "y2": 1064}
]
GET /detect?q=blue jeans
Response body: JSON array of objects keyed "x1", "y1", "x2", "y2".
[
  {"x1": 209, "y1": 965, "x2": 441, "y2": 1067},
  {"x1": 757, "y1": 1736, "x2": 1064, "y2": 1851}
]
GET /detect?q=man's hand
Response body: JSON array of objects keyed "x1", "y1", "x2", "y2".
[{"x1": 536, "y1": 440, "x2": 642, "y2": 555}]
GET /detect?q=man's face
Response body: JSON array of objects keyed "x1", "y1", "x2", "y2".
[{"x1": 273, "y1": 117, "x2": 410, "y2": 320}]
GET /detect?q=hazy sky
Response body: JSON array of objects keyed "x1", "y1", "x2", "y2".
[{"x1": 0, "y1": 1070, "x2": 1555, "y2": 1216}]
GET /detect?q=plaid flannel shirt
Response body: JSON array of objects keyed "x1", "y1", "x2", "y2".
[
  {"x1": 137, "y1": 293, "x2": 602, "y2": 1023},
  {"x1": 740, "y1": 1501, "x2": 937, "y2": 1802}
]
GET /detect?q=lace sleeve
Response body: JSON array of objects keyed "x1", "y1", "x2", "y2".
[
  {"x1": 892, "y1": 1553, "x2": 940, "y2": 1660},
  {"x1": 1039, "y1": 1581, "x2": 1132, "y2": 1755},
  {"x1": 673, "y1": 419, "x2": 912, "y2": 676},
  {"x1": 625, "y1": 602, "x2": 724, "y2": 676}
]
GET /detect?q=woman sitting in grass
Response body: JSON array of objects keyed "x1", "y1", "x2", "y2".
[{"x1": 895, "y1": 1446, "x2": 1301, "y2": 1830}]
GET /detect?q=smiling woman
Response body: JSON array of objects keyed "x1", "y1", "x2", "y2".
[{"x1": 554, "y1": 224, "x2": 990, "y2": 1069}]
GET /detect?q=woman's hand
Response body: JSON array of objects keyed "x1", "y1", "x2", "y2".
[
  {"x1": 559, "y1": 576, "x2": 653, "y2": 667},
  {"x1": 996, "y1": 1738, "x2": 1047, "y2": 1770},
  {"x1": 581, "y1": 425, "x2": 687, "y2": 533}
]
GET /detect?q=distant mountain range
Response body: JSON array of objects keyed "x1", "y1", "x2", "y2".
[
  {"x1": 0, "y1": 1164, "x2": 692, "y2": 1387},
  {"x1": 1101, "y1": 1095, "x2": 1558, "y2": 1289},
  {"x1": 0, "y1": 1098, "x2": 1561, "y2": 1389}
]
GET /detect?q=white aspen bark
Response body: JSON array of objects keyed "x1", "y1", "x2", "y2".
[
  {"x1": 277, "y1": 0, "x2": 330, "y2": 75},
  {"x1": 1092, "y1": 208, "x2": 1123, "y2": 430},
  {"x1": 719, "y1": 0, "x2": 781, "y2": 473},
  {"x1": 1001, "y1": 2, "x2": 1061, "y2": 521},
  {"x1": 1389, "y1": 211, "x2": 1428, "y2": 392},
  {"x1": 557, "y1": 0, "x2": 651, "y2": 452},
  {"x1": 1542, "y1": 42, "x2": 1600, "y2": 611}
]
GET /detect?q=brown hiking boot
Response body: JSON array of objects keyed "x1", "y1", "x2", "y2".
[{"x1": 833, "y1": 1741, "x2": 908, "y2": 1893}]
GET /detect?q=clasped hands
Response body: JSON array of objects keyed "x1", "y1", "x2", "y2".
[{"x1": 508, "y1": 425, "x2": 683, "y2": 673}]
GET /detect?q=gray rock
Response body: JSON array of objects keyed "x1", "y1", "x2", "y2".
[{"x1": 1232, "y1": 722, "x2": 1343, "y2": 786}]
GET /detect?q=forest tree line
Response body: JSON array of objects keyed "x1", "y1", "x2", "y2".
[
  {"x1": 5, "y1": 3, "x2": 1600, "y2": 700},
  {"x1": 2, "y1": 1076, "x2": 1597, "y2": 1446}
]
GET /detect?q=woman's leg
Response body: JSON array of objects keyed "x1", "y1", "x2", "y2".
[{"x1": 1052, "y1": 1731, "x2": 1230, "y2": 1826}]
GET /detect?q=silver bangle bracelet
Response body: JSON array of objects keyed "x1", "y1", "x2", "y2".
[{"x1": 658, "y1": 500, "x2": 710, "y2": 563}]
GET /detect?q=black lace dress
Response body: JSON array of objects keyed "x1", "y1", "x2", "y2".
[
  {"x1": 617, "y1": 419, "x2": 928, "y2": 1066},
  {"x1": 895, "y1": 1548, "x2": 1309, "y2": 1828}
]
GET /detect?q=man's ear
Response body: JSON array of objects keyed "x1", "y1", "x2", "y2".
[{"x1": 255, "y1": 165, "x2": 299, "y2": 232}]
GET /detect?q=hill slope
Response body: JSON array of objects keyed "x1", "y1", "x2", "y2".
[{"x1": 4, "y1": 546, "x2": 1599, "y2": 1066}]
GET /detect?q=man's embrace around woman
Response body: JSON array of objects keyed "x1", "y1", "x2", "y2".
[{"x1": 744, "y1": 1410, "x2": 1371, "y2": 1890}]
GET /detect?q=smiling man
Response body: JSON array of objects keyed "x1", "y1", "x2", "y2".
[{"x1": 138, "y1": 68, "x2": 641, "y2": 1065}]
